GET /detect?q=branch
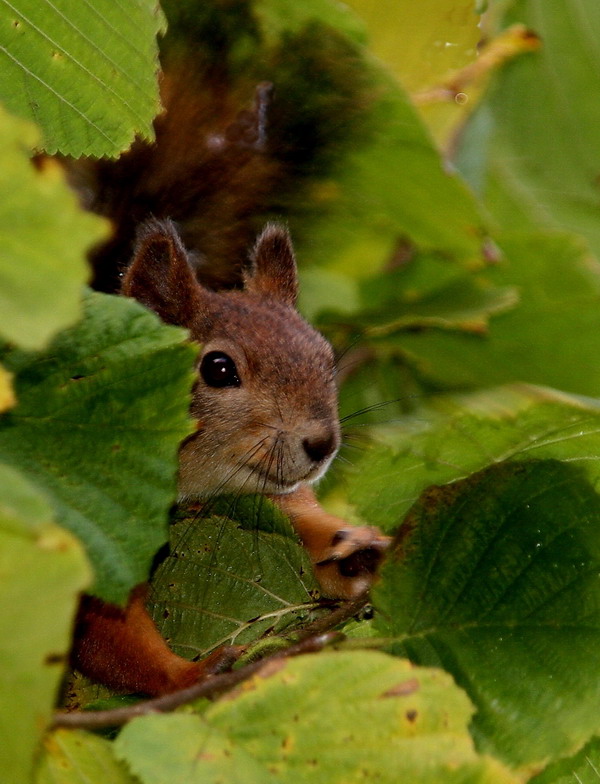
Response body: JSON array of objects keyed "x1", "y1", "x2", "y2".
[{"x1": 51, "y1": 593, "x2": 370, "y2": 730}]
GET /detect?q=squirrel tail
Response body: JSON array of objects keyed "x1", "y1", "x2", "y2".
[{"x1": 60, "y1": 4, "x2": 375, "y2": 293}]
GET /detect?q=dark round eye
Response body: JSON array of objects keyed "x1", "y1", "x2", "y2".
[{"x1": 199, "y1": 351, "x2": 241, "y2": 388}]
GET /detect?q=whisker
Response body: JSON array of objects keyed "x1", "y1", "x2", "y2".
[
  {"x1": 162, "y1": 436, "x2": 272, "y2": 553},
  {"x1": 342, "y1": 418, "x2": 412, "y2": 430},
  {"x1": 339, "y1": 439, "x2": 366, "y2": 450},
  {"x1": 339, "y1": 395, "x2": 422, "y2": 425},
  {"x1": 333, "y1": 335, "x2": 364, "y2": 369},
  {"x1": 205, "y1": 436, "x2": 271, "y2": 501}
]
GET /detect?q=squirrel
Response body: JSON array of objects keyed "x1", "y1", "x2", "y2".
[{"x1": 64, "y1": 6, "x2": 390, "y2": 697}]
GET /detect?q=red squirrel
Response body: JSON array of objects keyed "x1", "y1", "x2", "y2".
[
  {"x1": 64, "y1": 14, "x2": 389, "y2": 697},
  {"x1": 71, "y1": 219, "x2": 389, "y2": 696}
]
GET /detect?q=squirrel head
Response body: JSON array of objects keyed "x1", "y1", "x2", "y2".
[{"x1": 122, "y1": 219, "x2": 340, "y2": 498}]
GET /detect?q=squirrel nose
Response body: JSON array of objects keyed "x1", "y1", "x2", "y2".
[{"x1": 302, "y1": 430, "x2": 337, "y2": 463}]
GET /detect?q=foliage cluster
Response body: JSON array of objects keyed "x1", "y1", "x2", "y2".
[{"x1": 2, "y1": 0, "x2": 600, "y2": 782}]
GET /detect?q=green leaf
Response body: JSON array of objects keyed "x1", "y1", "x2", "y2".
[
  {"x1": 0, "y1": 0, "x2": 165, "y2": 156},
  {"x1": 449, "y1": 0, "x2": 600, "y2": 404},
  {"x1": 0, "y1": 461, "x2": 52, "y2": 532},
  {"x1": 303, "y1": 78, "x2": 489, "y2": 276},
  {"x1": 282, "y1": 3, "x2": 490, "y2": 275},
  {"x1": 0, "y1": 106, "x2": 107, "y2": 349},
  {"x1": 116, "y1": 714, "x2": 269, "y2": 784},
  {"x1": 297, "y1": 268, "x2": 360, "y2": 323},
  {"x1": 373, "y1": 458, "x2": 600, "y2": 772},
  {"x1": 36, "y1": 730, "x2": 139, "y2": 784},
  {"x1": 148, "y1": 497, "x2": 323, "y2": 659},
  {"x1": 115, "y1": 652, "x2": 518, "y2": 784},
  {"x1": 355, "y1": 273, "x2": 518, "y2": 336},
  {"x1": 394, "y1": 232, "x2": 600, "y2": 398},
  {"x1": 0, "y1": 464, "x2": 90, "y2": 784},
  {"x1": 350, "y1": 384, "x2": 600, "y2": 530},
  {"x1": 0, "y1": 290, "x2": 195, "y2": 603},
  {"x1": 312, "y1": 248, "x2": 518, "y2": 335},
  {"x1": 254, "y1": 0, "x2": 367, "y2": 45},
  {"x1": 458, "y1": 0, "x2": 600, "y2": 258}
]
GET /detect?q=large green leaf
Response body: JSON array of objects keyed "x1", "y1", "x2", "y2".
[
  {"x1": 0, "y1": 106, "x2": 107, "y2": 349},
  {"x1": 0, "y1": 290, "x2": 195, "y2": 603},
  {"x1": 457, "y1": 0, "x2": 600, "y2": 259},
  {"x1": 386, "y1": 0, "x2": 600, "y2": 403},
  {"x1": 148, "y1": 497, "x2": 323, "y2": 659},
  {"x1": 115, "y1": 652, "x2": 518, "y2": 784},
  {"x1": 36, "y1": 730, "x2": 138, "y2": 784},
  {"x1": 332, "y1": 267, "x2": 518, "y2": 335},
  {"x1": 437, "y1": 0, "x2": 600, "y2": 401},
  {"x1": 341, "y1": 0, "x2": 484, "y2": 149},
  {"x1": 374, "y1": 458, "x2": 600, "y2": 772},
  {"x1": 0, "y1": 463, "x2": 90, "y2": 784},
  {"x1": 0, "y1": 0, "x2": 164, "y2": 156},
  {"x1": 349, "y1": 384, "x2": 600, "y2": 531},
  {"x1": 389, "y1": 232, "x2": 600, "y2": 398}
]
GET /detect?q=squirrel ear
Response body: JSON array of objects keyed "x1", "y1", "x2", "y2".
[
  {"x1": 122, "y1": 219, "x2": 202, "y2": 326},
  {"x1": 245, "y1": 223, "x2": 298, "y2": 306}
]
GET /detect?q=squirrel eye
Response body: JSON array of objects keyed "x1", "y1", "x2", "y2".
[{"x1": 199, "y1": 351, "x2": 241, "y2": 388}]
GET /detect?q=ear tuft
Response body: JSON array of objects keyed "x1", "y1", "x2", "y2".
[
  {"x1": 122, "y1": 219, "x2": 201, "y2": 326},
  {"x1": 245, "y1": 223, "x2": 298, "y2": 306}
]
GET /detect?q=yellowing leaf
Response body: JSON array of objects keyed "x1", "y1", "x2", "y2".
[
  {"x1": 0, "y1": 464, "x2": 90, "y2": 784},
  {"x1": 0, "y1": 365, "x2": 15, "y2": 412},
  {"x1": 0, "y1": 106, "x2": 108, "y2": 349},
  {"x1": 37, "y1": 730, "x2": 138, "y2": 784},
  {"x1": 115, "y1": 652, "x2": 518, "y2": 784}
]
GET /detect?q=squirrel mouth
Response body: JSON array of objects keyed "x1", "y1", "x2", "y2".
[
  {"x1": 247, "y1": 462, "x2": 326, "y2": 492},
  {"x1": 245, "y1": 462, "x2": 308, "y2": 491},
  {"x1": 252, "y1": 470, "x2": 301, "y2": 491}
]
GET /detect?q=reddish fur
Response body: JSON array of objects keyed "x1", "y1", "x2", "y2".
[{"x1": 72, "y1": 587, "x2": 236, "y2": 695}]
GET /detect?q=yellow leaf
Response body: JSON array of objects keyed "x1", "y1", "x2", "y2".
[{"x1": 0, "y1": 365, "x2": 15, "y2": 412}]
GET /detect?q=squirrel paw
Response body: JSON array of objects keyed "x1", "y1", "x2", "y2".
[{"x1": 314, "y1": 526, "x2": 390, "y2": 600}]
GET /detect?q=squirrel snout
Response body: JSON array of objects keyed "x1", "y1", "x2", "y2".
[{"x1": 302, "y1": 430, "x2": 338, "y2": 464}]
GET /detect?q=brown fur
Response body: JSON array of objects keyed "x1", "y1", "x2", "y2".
[
  {"x1": 124, "y1": 219, "x2": 339, "y2": 498},
  {"x1": 72, "y1": 587, "x2": 238, "y2": 696}
]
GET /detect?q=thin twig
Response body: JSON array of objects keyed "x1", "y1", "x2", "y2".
[{"x1": 292, "y1": 591, "x2": 370, "y2": 640}]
